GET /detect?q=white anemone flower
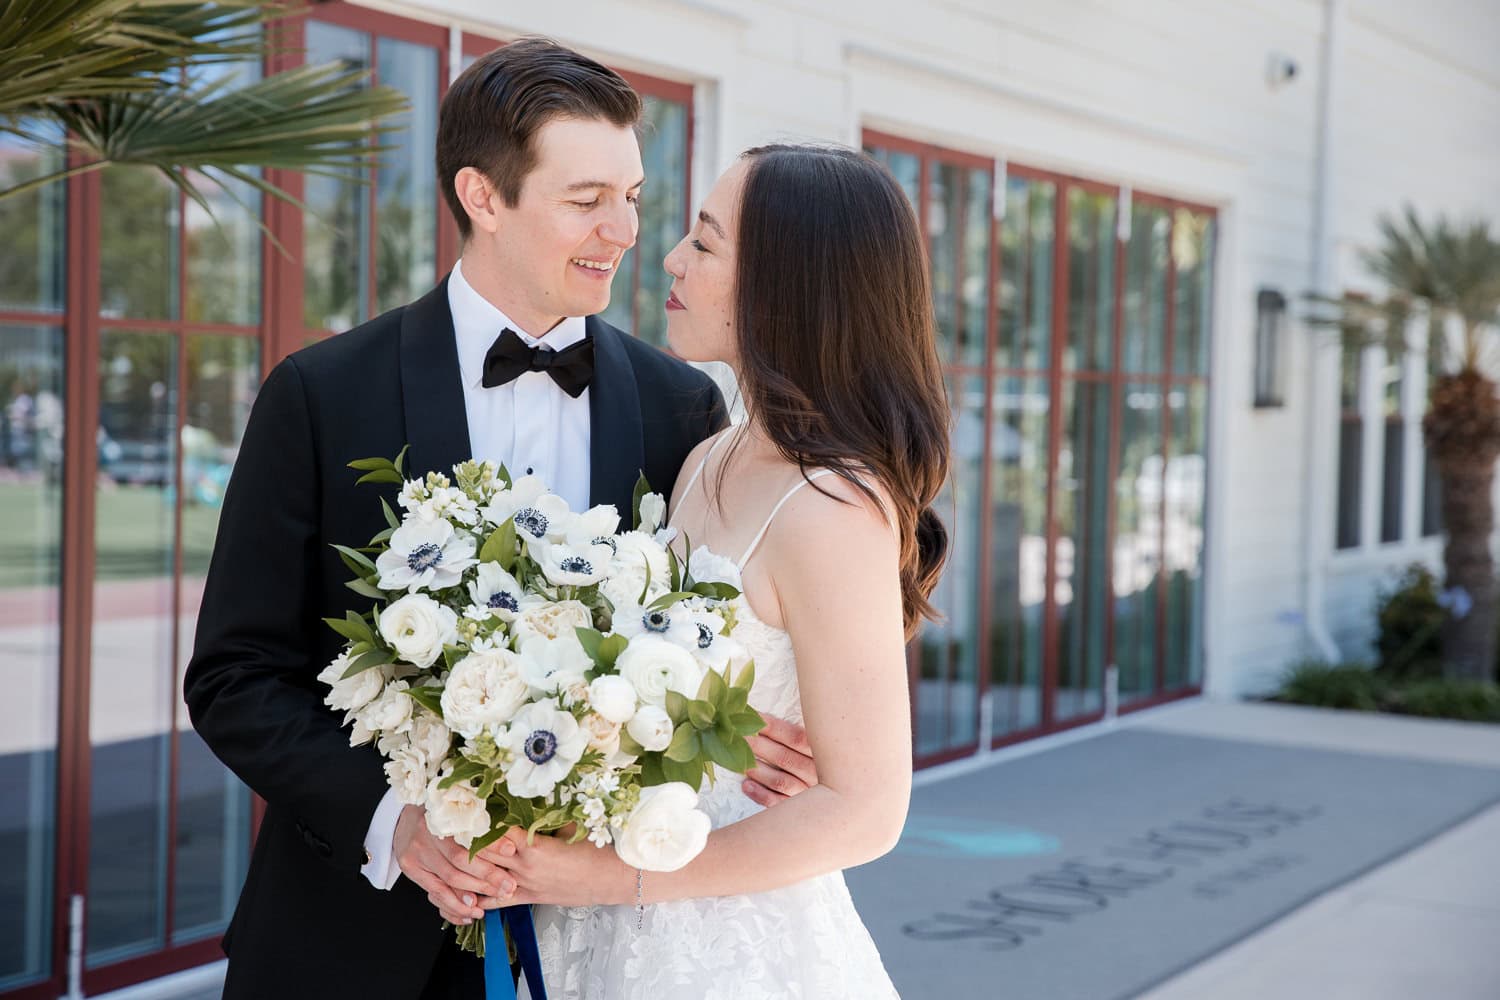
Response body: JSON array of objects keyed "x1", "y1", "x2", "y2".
[
  {"x1": 480, "y1": 475, "x2": 572, "y2": 543},
  {"x1": 682, "y1": 610, "x2": 750, "y2": 673},
  {"x1": 375, "y1": 517, "x2": 477, "y2": 592},
  {"x1": 466, "y1": 562, "x2": 527, "y2": 621},
  {"x1": 501, "y1": 699, "x2": 590, "y2": 799},
  {"x1": 518, "y1": 635, "x2": 592, "y2": 696},
  {"x1": 612, "y1": 599, "x2": 700, "y2": 648},
  {"x1": 534, "y1": 538, "x2": 614, "y2": 587}
]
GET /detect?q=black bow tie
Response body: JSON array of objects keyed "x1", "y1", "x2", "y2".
[{"x1": 481, "y1": 328, "x2": 594, "y2": 397}]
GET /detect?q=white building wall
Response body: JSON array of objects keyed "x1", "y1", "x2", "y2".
[{"x1": 360, "y1": 0, "x2": 1500, "y2": 698}]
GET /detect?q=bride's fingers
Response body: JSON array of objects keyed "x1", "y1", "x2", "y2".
[{"x1": 748, "y1": 727, "x2": 818, "y2": 787}]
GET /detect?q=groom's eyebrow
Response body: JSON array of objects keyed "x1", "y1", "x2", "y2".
[
  {"x1": 698, "y1": 211, "x2": 726, "y2": 240},
  {"x1": 564, "y1": 177, "x2": 646, "y2": 192}
]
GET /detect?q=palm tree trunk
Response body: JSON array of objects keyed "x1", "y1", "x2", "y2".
[{"x1": 1426, "y1": 370, "x2": 1500, "y2": 682}]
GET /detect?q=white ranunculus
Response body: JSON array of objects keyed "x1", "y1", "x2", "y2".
[
  {"x1": 357, "y1": 679, "x2": 414, "y2": 734},
  {"x1": 616, "y1": 636, "x2": 706, "y2": 707},
  {"x1": 613, "y1": 782, "x2": 711, "y2": 872},
  {"x1": 625, "y1": 704, "x2": 673, "y2": 751},
  {"x1": 511, "y1": 599, "x2": 592, "y2": 648},
  {"x1": 637, "y1": 492, "x2": 666, "y2": 534},
  {"x1": 378, "y1": 594, "x2": 459, "y2": 668},
  {"x1": 320, "y1": 653, "x2": 386, "y2": 713},
  {"x1": 588, "y1": 674, "x2": 638, "y2": 724},
  {"x1": 424, "y1": 771, "x2": 492, "y2": 847},
  {"x1": 384, "y1": 744, "x2": 432, "y2": 805},
  {"x1": 467, "y1": 562, "x2": 526, "y2": 622},
  {"x1": 500, "y1": 700, "x2": 590, "y2": 799},
  {"x1": 534, "y1": 538, "x2": 614, "y2": 587},
  {"x1": 687, "y1": 544, "x2": 741, "y2": 590},
  {"x1": 441, "y1": 648, "x2": 530, "y2": 739},
  {"x1": 375, "y1": 516, "x2": 477, "y2": 592},
  {"x1": 517, "y1": 636, "x2": 592, "y2": 696}
]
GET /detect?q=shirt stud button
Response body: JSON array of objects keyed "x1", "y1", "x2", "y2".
[{"x1": 526, "y1": 467, "x2": 534, "y2": 475}]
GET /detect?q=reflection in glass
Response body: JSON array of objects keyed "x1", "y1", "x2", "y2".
[
  {"x1": 101, "y1": 167, "x2": 179, "y2": 320},
  {"x1": 928, "y1": 163, "x2": 963, "y2": 367},
  {"x1": 1336, "y1": 344, "x2": 1363, "y2": 550},
  {"x1": 186, "y1": 173, "x2": 261, "y2": 326},
  {"x1": 867, "y1": 147, "x2": 920, "y2": 207},
  {"x1": 998, "y1": 178, "x2": 1055, "y2": 372},
  {"x1": 1055, "y1": 380, "x2": 1110, "y2": 719},
  {"x1": 0, "y1": 325, "x2": 64, "y2": 991},
  {"x1": 1172, "y1": 210, "x2": 1215, "y2": 376},
  {"x1": 1164, "y1": 385, "x2": 1207, "y2": 689},
  {"x1": 1123, "y1": 203, "x2": 1168, "y2": 373},
  {"x1": 0, "y1": 128, "x2": 65, "y2": 313},
  {"x1": 174, "y1": 335, "x2": 256, "y2": 942},
  {"x1": 988, "y1": 376, "x2": 1050, "y2": 737},
  {"x1": 1066, "y1": 189, "x2": 1116, "y2": 371},
  {"x1": 1114, "y1": 383, "x2": 1162, "y2": 700},
  {"x1": 916, "y1": 375, "x2": 984, "y2": 756},
  {"x1": 304, "y1": 22, "x2": 371, "y2": 332},
  {"x1": 376, "y1": 38, "x2": 438, "y2": 314},
  {"x1": 89, "y1": 331, "x2": 177, "y2": 965},
  {"x1": 1381, "y1": 359, "x2": 1404, "y2": 544},
  {"x1": 602, "y1": 95, "x2": 689, "y2": 347}
]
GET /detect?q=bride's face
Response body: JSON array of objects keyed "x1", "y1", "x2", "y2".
[{"x1": 662, "y1": 160, "x2": 747, "y2": 365}]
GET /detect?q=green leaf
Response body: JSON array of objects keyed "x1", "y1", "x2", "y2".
[
  {"x1": 323, "y1": 613, "x2": 371, "y2": 644},
  {"x1": 442, "y1": 645, "x2": 467, "y2": 670},
  {"x1": 466, "y1": 823, "x2": 511, "y2": 859},
  {"x1": 664, "y1": 690, "x2": 689, "y2": 726},
  {"x1": 687, "y1": 699, "x2": 716, "y2": 730},
  {"x1": 647, "y1": 591, "x2": 698, "y2": 612},
  {"x1": 344, "y1": 578, "x2": 385, "y2": 600},
  {"x1": 640, "y1": 754, "x2": 666, "y2": 786},
  {"x1": 724, "y1": 687, "x2": 749, "y2": 716},
  {"x1": 380, "y1": 497, "x2": 401, "y2": 530},
  {"x1": 637, "y1": 548, "x2": 654, "y2": 605},
  {"x1": 495, "y1": 463, "x2": 512, "y2": 488},
  {"x1": 368, "y1": 526, "x2": 395, "y2": 546},
  {"x1": 631, "y1": 472, "x2": 652, "y2": 530},
  {"x1": 668, "y1": 543, "x2": 682, "y2": 593},
  {"x1": 339, "y1": 648, "x2": 391, "y2": 679},
  {"x1": 618, "y1": 727, "x2": 644, "y2": 756},
  {"x1": 597, "y1": 634, "x2": 628, "y2": 669},
  {"x1": 664, "y1": 724, "x2": 701, "y2": 762},
  {"x1": 699, "y1": 728, "x2": 739, "y2": 771},
  {"x1": 479, "y1": 518, "x2": 518, "y2": 571},
  {"x1": 575, "y1": 627, "x2": 604, "y2": 665},
  {"x1": 730, "y1": 660, "x2": 756, "y2": 694},
  {"x1": 406, "y1": 685, "x2": 444, "y2": 715},
  {"x1": 393, "y1": 444, "x2": 410, "y2": 476},
  {"x1": 661, "y1": 754, "x2": 703, "y2": 790},
  {"x1": 690, "y1": 581, "x2": 740, "y2": 600},
  {"x1": 347, "y1": 457, "x2": 394, "y2": 472},
  {"x1": 731, "y1": 709, "x2": 766, "y2": 736},
  {"x1": 698, "y1": 668, "x2": 728, "y2": 705},
  {"x1": 356, "y1": 468, "x2": 405, "y2": 486},
  {"x1": 333, "y1": 543, "x2": 378, "y2": 577}
]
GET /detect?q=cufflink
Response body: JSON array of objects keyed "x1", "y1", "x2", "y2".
[{"x1": 363, "y1": 848, "x2": 373, "y2": 866}]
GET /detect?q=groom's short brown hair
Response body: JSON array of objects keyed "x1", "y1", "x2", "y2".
[{"x1": 437, "y1": 36, "x2": 643, "y2": 240}]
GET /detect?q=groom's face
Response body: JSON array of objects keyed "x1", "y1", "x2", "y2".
[{"x1": 480, "y1": 116, "x2": 644, "y2": 332}]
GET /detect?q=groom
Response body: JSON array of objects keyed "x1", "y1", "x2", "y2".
[{"x1": 185, "y1": 37, "x2": 817, "y2": 999}]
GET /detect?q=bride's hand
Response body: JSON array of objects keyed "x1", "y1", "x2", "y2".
[
  {"x1": 743, "y1": 713, "x2": 819, "y2": 806},
  {"x1": 478, "y1": 826, "x2": 635, "y2": 907}
]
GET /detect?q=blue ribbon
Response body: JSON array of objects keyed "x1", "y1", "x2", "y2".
[{"x1": 484, "y1": 905, "x2": 547, "y2": 1000}]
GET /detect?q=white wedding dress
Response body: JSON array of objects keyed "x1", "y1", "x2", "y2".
[{"x1": 528, "y1": 434, "x2": 900, "y2": 999}]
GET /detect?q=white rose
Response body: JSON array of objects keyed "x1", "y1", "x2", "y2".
[
  {"x1": 637, "y1": 492, "x2": 666, "y2": 534},
  {"x1": 588, "y1": 674, "x2": 638, "y2": 724},
  {"x1": 407, "y1": 709, "x2": 453, "y2": 761},
  {"x1": 424, "y1": 771, "x2": 493, "y2": 847},
  {"x1": 378, "y1": 594, "x2": 459, "y2": 669},
  {"x1": 383, "y1": 744, "x2": 432, "y2": 805},
  {"x1": 518, "y1": 636, "x2": 592, "y2": 696},
  {"x1": 511, "y1": 600, "x2": 593, "y2": 648},
  {"x1": 582, "y1": 712, "x2": 622, "y2": 756},
  {"x1": 617, "y1": 636, "x2": 705, "y2": 708},
  {"x1": 357, "y1": 679, "x2": 413, "y2": 734},
  {"x1": 613, "y1": 782, "x2": 711, "y2": 872},
  {"x1": 320, "y1": 654, "x2": 385, "y2": 713},
  {"x1": 441, "y1": 648, "x2": 530, "y2": 740},
  {"x1": 625, "y1": 704, "x2": 673, "y2": 752}
]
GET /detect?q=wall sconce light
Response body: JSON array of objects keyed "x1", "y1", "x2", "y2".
[{"x1": 1254, "y1": 288, "x2": 1287, "y2": 408}]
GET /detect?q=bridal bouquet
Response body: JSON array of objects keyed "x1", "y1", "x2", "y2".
[{"x1": 317, "y1": 450, "x2": 763, "y2": 954}]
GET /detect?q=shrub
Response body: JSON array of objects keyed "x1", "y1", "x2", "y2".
[
  {"x1": 1276, "y1": 660, "x2": 1384, "y2": 710},
  {"x1": 1387, "y1": 679, "x2": 1500, "y2": 722},
  {"x1": 1373, "y1": 564, "x2": 1446, "y2": 680}
]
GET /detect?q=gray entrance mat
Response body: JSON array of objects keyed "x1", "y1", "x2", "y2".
[{"x1": 845, "y1": 728, "x2": 1500, "y2": 1000}]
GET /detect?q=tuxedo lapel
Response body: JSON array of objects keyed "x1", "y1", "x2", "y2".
[
  {"x1": 587, "y1": 316, "x2": 646, "y2": 516},
  {"x1": 398, "y1": 278, "x2": 474, "y2": 478}
]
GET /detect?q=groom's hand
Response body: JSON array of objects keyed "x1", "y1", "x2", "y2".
[
  {"x1": 742, "y1": 714, "x2": 818, "y2": 807},
  {"x1": 393, "y1": 805, "x2": 515, "y2": 925}
]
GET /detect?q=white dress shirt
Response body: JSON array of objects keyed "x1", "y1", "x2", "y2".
[{"x1": 361, "y1": 258, "x2": 594, "y2": 889}]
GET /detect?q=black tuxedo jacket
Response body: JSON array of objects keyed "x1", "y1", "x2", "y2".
[{"x1": 184, "y1": 278, "x2": 726, "y2": 999}]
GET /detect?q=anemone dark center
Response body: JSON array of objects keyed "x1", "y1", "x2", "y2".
[
  {"x1": 406, "y1": 543, "x2": 443, "y2": 572},
  {"x1": 514, "y1": 507, "x2": 548, "y2": 537},
  {"x1": 697, "y1": 623, "x2": 715, "y2": 649},
  {"x1": 525, "y1": 730, "x2": 558, "y2": 765},
  {"x1": 560, "y1": 556, "x2": 593, "y2": 574},
  {"x1": 643, "y1": 610, "x2": 671, "y2": 633},
  {"x1": 488, "y1": 591, "x2": 519, "y2": 612}
]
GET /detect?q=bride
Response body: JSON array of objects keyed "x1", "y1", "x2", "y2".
[{"x1": 487, "y1": 142, "x2": 951, "y2": 998}]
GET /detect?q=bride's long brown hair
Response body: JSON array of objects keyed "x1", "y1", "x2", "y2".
[{"x1": 725, "y1": 143, "x2": 951, "y2": 637}]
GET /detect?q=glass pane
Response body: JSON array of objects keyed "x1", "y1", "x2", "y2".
[
  {"x1": 1172, "y1": 209, "x2": 1214, "y2": 376},
  {"x1": 0, "y1": 324, "x2": 64, "y2": 991},
  {"x1": 1114, "y1": 383, "x2": 1162, "y2": 700},
  {"x1": 998, "y1": 178, "x2": 1055, "y2": 372},
  {"x1": 960, "y1": 166, "x2": 992, "y2": 370},
  {"x1": 174, "y1": 335, "x2": 257, "y2": 942},
  {"x1": 1055, "y1": 379, "x2": 1110, "y2": 720},
  {"x1": 865, "y1": 146, "x2": 920, "y2": 208},
  {"x1": 1422, "y1": 447, "x2": 1442, "y2": 537},
  {"x1": 0, "y1": 128, "x2": 66, "y2": 313},
  {"x1": 186, "y1": 173, "x2": 261, "y2": 326},
  {"x1": 916, "y1": 375, "x2": 984, "y2": 756},
  {"x1": 89, "y1": 331, "x2": 178, "y2": 964},
  {"x1": 1380, "y1": 359, "x2": 1404, "y2": 544},
  {"x1": 928, "y1": 163, "x2": 963, "y2": 367},
  {"x1": 1165, "y1": 384, "x2": 1207, "y2": 690},
  {"x1": 988, "y1": 375, "x2": 1049, "y2": 738},
  {"x1": 1336, "y1": 345, "x2": 1363, "y2": 550},
  {"x1": 1122, "y1": 202, "x2": 1169, "y2": 374},
  {"x1": 1065, "y1": 189, "x2": 1116, "y2": 372},
  {"x1": 304, "y1": 22, "x2": 371, "y2": 332},
  {"x1": 376, "y1": 38, "x2": 439, "y2": 314},
  {"x1": 100, "y1": 168, "x2": 179, "y2": 320}
]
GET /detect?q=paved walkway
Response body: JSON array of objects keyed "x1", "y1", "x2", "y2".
[{"x1": 102, "y1": 699, "x2": 1500, "y2": 1000}]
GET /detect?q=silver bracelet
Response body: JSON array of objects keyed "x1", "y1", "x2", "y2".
[{"x1": 635, "y1": 868, "x2": 645, "y2": 930}]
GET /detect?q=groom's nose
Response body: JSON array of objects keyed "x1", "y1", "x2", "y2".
[{"x1": 597, "y1": 199, "x2": 638, "y2": 249}]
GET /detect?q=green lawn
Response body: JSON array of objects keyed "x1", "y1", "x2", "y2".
[{"x1": 1, "y1": 480, "x2": 221, "y2": 589}]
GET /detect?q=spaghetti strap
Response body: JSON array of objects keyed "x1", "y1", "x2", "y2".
[
  {"x1": 668, "y1": 428, "x2": 733, "y2": 529},
  {"x1": 736, "y1": 469, "x2": 839, "y2": 569}
]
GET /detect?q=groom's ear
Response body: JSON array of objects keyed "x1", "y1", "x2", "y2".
[{"x1": 454, "y1": 167, "x2": 503, "y2": 237}]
